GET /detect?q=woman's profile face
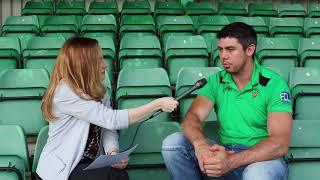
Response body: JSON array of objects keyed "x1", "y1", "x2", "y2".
[{"x1": 98, "y1": 51, "x2": 107, "y2": 81}]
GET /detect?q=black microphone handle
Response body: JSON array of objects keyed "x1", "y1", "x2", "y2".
[{"x1": 175, "y1": 85, "x2": 198, "y2": 101}]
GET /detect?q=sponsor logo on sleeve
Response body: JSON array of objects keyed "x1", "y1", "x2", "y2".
[{"x1": 280, "y1": 92, "x2": 291, "y2": 103}]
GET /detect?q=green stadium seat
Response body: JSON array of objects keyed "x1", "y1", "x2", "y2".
[
  {"x1": 196, "y1": 15, "x2": 229, "y2": 52},
  {"x1": 298, "y1": 38, "x2": 320, "y2": 67},
  {"x1": 176, "y1": 67, "x2": 221, "y2": 122},
  {"x1": 88, "y1": 1, "x2": 119, "y2": 16},
  {"x1": 22, "y1": 1, "x2": 53, "y2": 16},
  {"x1": 0, "y1": 125, "x2": 30, "y2": 180},
  {"x1": 0, "y1": 69, "x2": 49, "y2": 135},
  {"x1": 118, "y1": 35, "x2": 162, "y2": 70},
  {"x1": 307, "y1": 3, "x2": 320, "y2": 18},
  {"x1": 290, "y1": 67, "x2": 320, "y2": 120},
  {"x1": 248, "y1": 3, "x2": 277, "y2": 17},
  {"x1": 31, "y1": 126, "x2": 48, "y2": 174},
  {"x1": 185, "y1": 1, "x2": 215, "y2": 24},
  {"x1": 0, "y1": 37, "x2": 20, "y2": 71},
  {"x1": 278, "y1": 4, "x2": 306, "y2": 18},
  {"x1": 55, "y1": 1, "x2": 85, "y2": 16},
  {"x1": 185, "y1": 1, "x2": 215, "y2": 16},
  {"x1": 217, "y1": 2, "x2": 247, "y2": 16},
  {"x1": 41, "y1": 15, "x2": 79, "y2": 39},
  {"x1": 119, "y1": 121, "x2": 181, "y2": 180},
  {"x1": 80, "y1": 15, "x2": 117, "y2": 41},
  {"x1": 120, "y1": 15, "x2": 156, "y2": 38},
  {"x1": 234, "y1": 16, "x2": 268, "y2": 37},
  {"x1": 21, "y1": 36, "x2": 65, "y2": 74},
  {"x1": 121, "y1": 0, "x2": 151, "y2": 15},
  {"x1": 116, "y1": 68, "x2": 172, "y2": 122},
  {"x1": 157, "y1": 15, "x2": 195, "y2": 49},
  {"x1": 256, "y1": 37, "x2": 298, "y2": 82},
  {"x1": 1, "y1": 15, "x2": 40, "y2": 38},
  {"x1": 154, "y1": 1, "x2": 184, "y2": 18},
  {"x1": 269, "y1": 17, "x2": 304, "y2": 38},
  {"x1": 165, "y1": 35, "x2": 209, "y2": 84},
  {"x1": 304, "y1": 18, "x2": 320, "y2": 39},
  {"x1": 287, "y1": 120, "x2": 320, "y2": 180},
  {"x1": 197, "y1": 15, "x2": 229, "y2": 35}
]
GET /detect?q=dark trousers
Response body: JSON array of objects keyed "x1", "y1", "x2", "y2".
[{"x1": 35, "y1": 163, "x2": 129, "y2": 180}]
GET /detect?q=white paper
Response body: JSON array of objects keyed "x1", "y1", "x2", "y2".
[{"x1": 83, "y1": 144, "x2": 139, "y2": 171}]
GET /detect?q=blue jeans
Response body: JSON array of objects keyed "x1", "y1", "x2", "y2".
[{"x1": 162, "y1": 132, "x2": 288, "y2": 180}]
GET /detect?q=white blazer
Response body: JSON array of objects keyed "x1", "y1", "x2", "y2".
[{"x1": 36, "y1": 81, "x2": 129, "y2": 180}]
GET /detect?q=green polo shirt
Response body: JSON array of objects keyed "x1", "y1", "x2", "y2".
[{"x1": 197, "y1": 62, "x2": 292, "y2": 147}]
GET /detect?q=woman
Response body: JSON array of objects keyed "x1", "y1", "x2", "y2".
[{"x1": 36, "y1": 37, "x2": 178, "y2": 180}]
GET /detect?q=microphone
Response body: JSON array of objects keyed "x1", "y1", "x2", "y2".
[
  {"x1": 124, "y1": 78, "x2": 208, "y2": 152},
  {"x1": 150, "y1": 78, "x2": 207, "y2": 119}
]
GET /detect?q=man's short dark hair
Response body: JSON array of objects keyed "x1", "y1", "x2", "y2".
[{"x1": 217, "y1": 22, "x2": 257, "y2": 50}]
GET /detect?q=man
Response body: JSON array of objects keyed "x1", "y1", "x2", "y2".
[{"x1": 162, "y1": 22, "x2": 292, "y2": 180}]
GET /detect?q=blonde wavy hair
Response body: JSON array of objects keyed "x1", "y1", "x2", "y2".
[{"x1": 42, "y1": 37, "x2": 106, "y2": 121}]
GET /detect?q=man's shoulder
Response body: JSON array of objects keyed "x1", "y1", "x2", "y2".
[{"x1": 259, "y1": 66, "x2": 287, "y2": 86}]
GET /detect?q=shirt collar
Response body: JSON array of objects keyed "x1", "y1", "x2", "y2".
[{"x1": 221, "y1": 60, "x2": 261, "y2": 91}]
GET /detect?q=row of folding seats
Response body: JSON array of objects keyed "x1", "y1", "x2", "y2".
[
  {"x1": 20, "y1": 0, "x2": 320, "y2": 18},
  {"x1": 3, "y1": 14, "x2": 320, "y2": 40},
  {"x1": 1, "y1": 34, "x2": 320, "y2": 84},
  {"x1": 0, "y1": 66, "x2": 319, "y2": 137}
]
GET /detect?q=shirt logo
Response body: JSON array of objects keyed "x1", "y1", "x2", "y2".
[{"x1": 280, "y1": 92, "x2": 291, "y2": 103}]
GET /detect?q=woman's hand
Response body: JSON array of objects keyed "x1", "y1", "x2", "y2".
[
  {"x1": 155, "y1": 97, "x2": 179, "y2": 113},
  {"x1": 109, "y1": 151, "x2": 129, "y2": 169}
]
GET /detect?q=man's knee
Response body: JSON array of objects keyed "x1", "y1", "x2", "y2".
[
  {"x1": 242, "y1": 159, "x2": 288, "y2": 180},
  {"x1": 162, "y1": 132, "x2": 186, "y2": 149}
]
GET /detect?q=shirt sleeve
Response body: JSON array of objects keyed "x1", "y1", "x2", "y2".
[
  {"x1": 53, "y1": 82, "x2": 129, "y2": 130},
  {"x1": 267, "y1": 76, "x2": 293, "y2": 113},
  {"x1": 102, "y1": 128, "x2": 119, "y2": 153},
  {"x1": 196, "y1": 74, "x2": 218, "y2": 104}
]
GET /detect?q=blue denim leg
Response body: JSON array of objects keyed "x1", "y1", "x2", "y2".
[
  {"x1": 162, "y1": 132, "x2": 205, "y2": 180},
  {"x1": 242, "y1": 158, "x2": 288, "y2": 180}
]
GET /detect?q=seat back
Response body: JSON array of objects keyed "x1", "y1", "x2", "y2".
[
  {"x1": 308, "y1": 3, "x2": 320, "y2": 18},
  {"x1": 55, "y1": 1, "x2": 85, "y2": 15},
  {"x1": 290, "y1": 68, "x2": 320, "y2": 120},
  {"x1": 2, "y1": 15, "x2": 40, "y2": 37},
  {"x1": 176, "y1": 67, "x2": 221, "y2": 122},
  {"x1": 32, "y1": 126, "x2": 48, "y2": 173},
  {"x1": 119, "y1": 121, "x2": 181, "y2": 180},
  {"x1": 248, "y1": 3, "x2": 277, "y2": 17},
  {"x1": 218, "y1": 2, "x2": 247, "y2": 16},
  {"x1": 277, "y1": 4, "x2": 306, "y2": 18},
  {"x1": 0, "y1": 69, "x2": 49, "y2": 135},
  {"x1": 165, "y1": 35, "x2": 209, "y2": 84},
  {"x1": 119, "y1": 35, "x2": 162, "y2": 70},
  {"x1": 122, "y1": 0, "x2": 151, "y2": 15},
  {"x1": 41, "y1": 15, "x2": 79, "y2": 39},
  {"x1": 154, "y1": 1, "x2": 184, "y2": 17},
  {"x1": 304, "y1": 18, "x2": 320, "y2": 38},
  {"x1": 22, "y1": 1, "x2": 53, "y2": 16},
  {"x1": 0, "y1": 37, "x2": 21, "y2": 71},
  {"x1": 269, "y1": 17, "x2": 304, "y2": 38},
  {"x1": 22, "y1": 36, "x2": 66, "y2": 73},
  {"x1": 0, "y1": 125, "x2": 30, "y2": 173},
  {"x1": 256, "y1": 37, "x2": 298, "y2": 82},
  {"x1": 288, "y1": 120, "x2": 320, "y2": 180},
  {"x1": 116, "y1": 68, "x2": 172, "y2": 122},
  {"x1": 298, "y1": 38, "x2": 320, "y2": 67},
  {"x1": 88, "y1": 1, "x2": 119, "y2": 15}
]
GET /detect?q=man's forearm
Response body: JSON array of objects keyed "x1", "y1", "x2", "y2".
[
  {"x1": 228, "y1": 136, "x2": 289, "y2": 169},
  {"x1": 182, "y1": 113, "x2": 207, "y2": 146}
]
